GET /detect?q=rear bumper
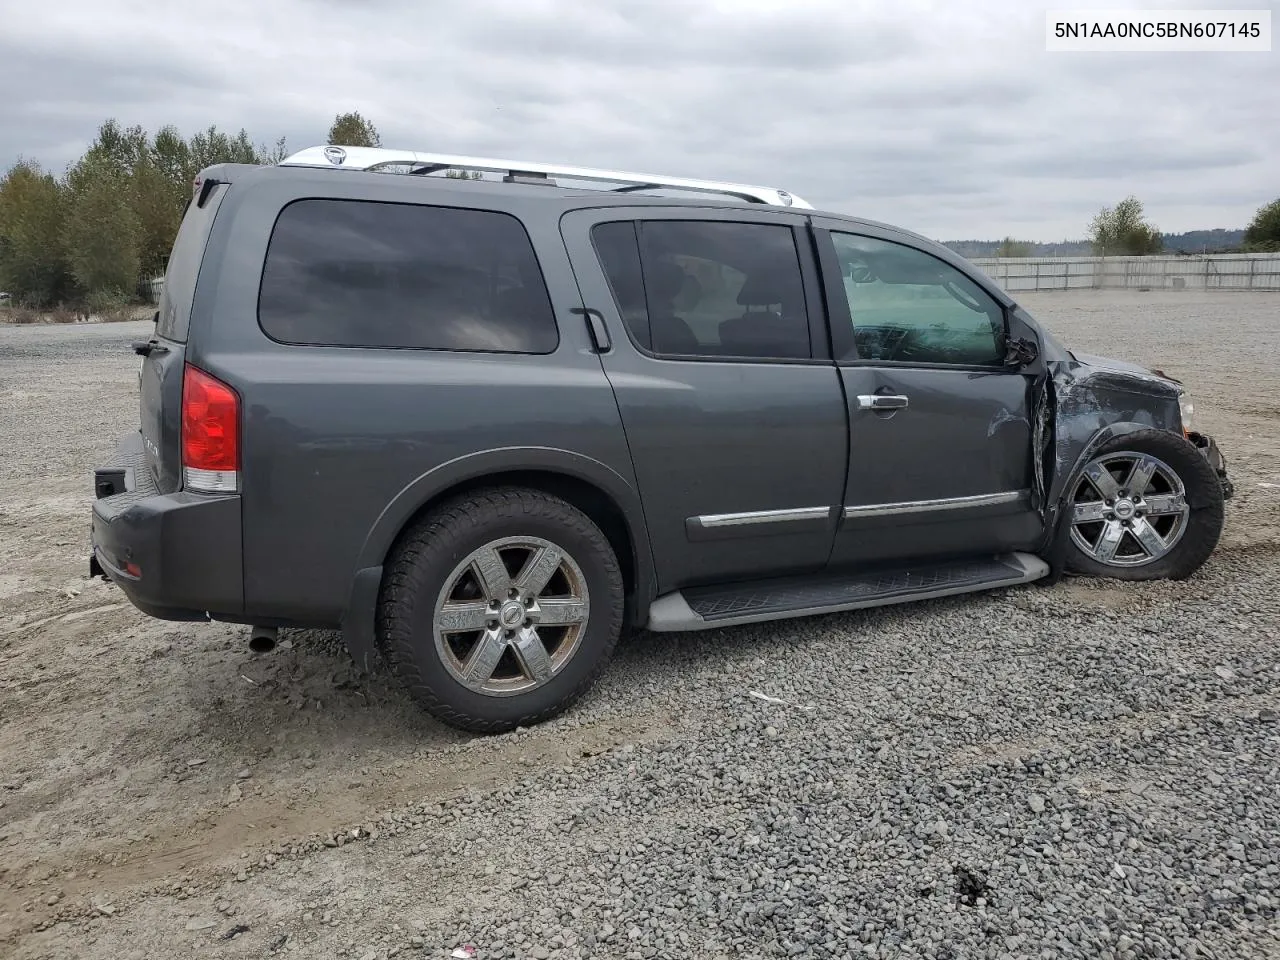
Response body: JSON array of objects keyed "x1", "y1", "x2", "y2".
[
  {"x1": 1189, "y1": 431, "x2": 1233, "y2": 500},
  {"x1": 90, "y1": 432, "x2": 243, "y2": 620}
]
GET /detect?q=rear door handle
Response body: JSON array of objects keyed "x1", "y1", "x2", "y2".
[
  {"x1": 857, "y1": 394, "x2": 909, "y2": 410},
  {"x1": 571, "y1": 307, "x2": 612, "y2": 353}
]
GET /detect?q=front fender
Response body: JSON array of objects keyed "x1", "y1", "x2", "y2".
[
  {"x1": 1056, "y1": 419, "x2": 1173, "y2": 504},
  {"x1": 1037, "y1": 356, "x2": 1183, "y2": 554},
  {"x1": 1047, "y1": 360, "x2": 1181, "y2": 495}
]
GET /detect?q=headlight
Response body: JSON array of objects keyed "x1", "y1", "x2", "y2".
[{"x1": 1178, "y1": 391, "x2": 1195, "y2": 435}]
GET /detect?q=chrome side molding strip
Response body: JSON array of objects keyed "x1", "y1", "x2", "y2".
[
  {"x1": 844, "y1": 490, "x2": 1028, "y2": 519},
  {"x1": 694, "y1": 506, "x2": 832, "y2": 528}
]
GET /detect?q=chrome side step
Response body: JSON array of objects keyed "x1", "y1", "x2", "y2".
[{"x1": 645, "y1": 552, "x2": 1049, "y2": 632}]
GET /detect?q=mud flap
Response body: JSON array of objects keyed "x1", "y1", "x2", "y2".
[
  {"x1": 342, "y1": 566, "x2": 384, "y2": 674},
  {"x1": 1037, "y1": 507, "x2": 1075, "y2": 586}
]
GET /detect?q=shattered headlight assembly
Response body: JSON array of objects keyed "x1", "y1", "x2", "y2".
[{"x1": 1178, "y1": 390, "x2": 1195, "y2": 436}]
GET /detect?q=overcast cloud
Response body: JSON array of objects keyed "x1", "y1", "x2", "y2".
[{"x1": 1, "y1": 0, "x2": 1275, "y2": 240}]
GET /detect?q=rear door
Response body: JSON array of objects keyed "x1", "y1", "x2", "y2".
[
  {"x1": 811, "y1": 221, "x2": 1043, "y2": 567},
  {"x1": 138, "y1": 182, "x2": 229, "y2": 493},
  {"x1": 561, "y1": 207, "x2": 848, "y2": 593}
]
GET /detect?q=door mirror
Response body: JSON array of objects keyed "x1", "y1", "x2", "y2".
[{"x1": 1003, "y1": 335, "x2": 1039, "y2": 368}]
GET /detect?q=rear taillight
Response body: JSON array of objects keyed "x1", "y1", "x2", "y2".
[{"x1": 181, "y1": 364, "x2": 239, "y2": 493}]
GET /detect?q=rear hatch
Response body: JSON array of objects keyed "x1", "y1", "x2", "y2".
[{"x1": 139, "y1": 180, "x2": 229, "y2": 493}]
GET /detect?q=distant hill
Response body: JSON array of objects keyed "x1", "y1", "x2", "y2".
[
  {"x1": 1159, "y1": 228, "x2": 1245, "y2": 254},
  {"x1": 943, "y1": 240, "x2": 1090, "y2": 258},
  {"x1": 944, "y1": 228, "x2": 1247, "y2": 259}
]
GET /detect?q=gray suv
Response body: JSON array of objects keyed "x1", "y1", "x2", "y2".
[{"x1": 91, "y1": 146, "x2": 1232, "y2": 732}]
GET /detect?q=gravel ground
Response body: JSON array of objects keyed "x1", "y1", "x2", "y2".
[{"x1": 1, "y1": 291, "x2": 1278, "y2": 960}]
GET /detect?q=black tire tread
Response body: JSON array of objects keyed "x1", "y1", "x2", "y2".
[
  {"x1": 376, "y1": 487, "x2": 624, "y2": 733},
  {"x1": 1065, "y1": 429, "x2": 1225, "y2": 581}
]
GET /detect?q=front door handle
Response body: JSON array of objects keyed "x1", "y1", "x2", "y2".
[{"x1": 857, "y1": 394, "x2": 909, "y2": 410}]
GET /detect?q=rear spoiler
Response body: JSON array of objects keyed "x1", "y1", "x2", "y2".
[{"x1": 189, "y1": 163, "x2": 255, "y2": 206}]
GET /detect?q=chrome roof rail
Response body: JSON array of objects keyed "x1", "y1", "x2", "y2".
[{"x1": 278, "y1": 145, "x2": 811, "y2": 209}]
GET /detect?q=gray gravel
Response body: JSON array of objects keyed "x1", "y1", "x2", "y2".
[
  {"x1": 4, "y1": 294, "x2": 1280, "y2": 959},
  {"x1": 233, "y1": 573, "x2": 1278, "y2": 960}
]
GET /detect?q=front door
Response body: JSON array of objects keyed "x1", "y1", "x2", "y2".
[
  {"x1": 561, "y1": 208, "x2": 848, "y2": 593},
  {"x1": 812, "y1": 222, "x2": 1043, "y2": 567}
]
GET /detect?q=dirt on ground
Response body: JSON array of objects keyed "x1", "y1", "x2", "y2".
[{"x1": 1, "y1": 291, "x2": 1277, "y2": 959}]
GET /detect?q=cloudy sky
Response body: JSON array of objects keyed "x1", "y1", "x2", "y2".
[{"x1": 2, "y1": 0, "x2": 1275, "y2": 240}]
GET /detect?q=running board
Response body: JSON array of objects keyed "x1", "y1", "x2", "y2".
[{"x1": 645, "y1": 553, "x2": 1049, "y2": 632}]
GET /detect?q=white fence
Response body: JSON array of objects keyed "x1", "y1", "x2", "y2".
[{"x1": 969, "y1": 252, "x2": 1280, "y2": 292}]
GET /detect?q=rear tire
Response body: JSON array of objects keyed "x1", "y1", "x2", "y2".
[
  {"x1": 1065, "y1": 429, "x2": 1224, "y2": 581},
  {"x1": 377, "y1": 487, "x2": 623, "y2": 733}
]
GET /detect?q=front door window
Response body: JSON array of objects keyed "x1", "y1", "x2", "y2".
[{"x1": 831, "y1": 232, "x2": 1005, "y2": 366}]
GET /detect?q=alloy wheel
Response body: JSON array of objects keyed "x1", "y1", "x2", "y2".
[
  {"x1": 432, "y1": 536, "x2": 590, "y2": 697},
  {"x1": 1069, "y1": 451, "x2": 1190, "y2": 567}
]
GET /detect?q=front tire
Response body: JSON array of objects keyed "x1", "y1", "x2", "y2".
[
  {"x1": 377, "y1": 487, "x2": 624, "y2": 733},
  {"x1": 1065, "y1": 429, "x2": 1224, "y2": 581}
]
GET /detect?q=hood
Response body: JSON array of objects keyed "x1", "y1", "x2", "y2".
[{"x1": 1069, "y1": 351, "x2": 1181, "y2": 386}]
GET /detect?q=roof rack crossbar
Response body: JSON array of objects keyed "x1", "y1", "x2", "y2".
[{"x1": 278, "y1": 145, "x2": 811, "y2": 209}]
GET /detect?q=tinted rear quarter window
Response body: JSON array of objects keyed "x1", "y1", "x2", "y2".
[
  {"x1": 158, "y1": 184, "x2": 228, "y2": 342},
  {"x1": 259, "y1": 199, "x2": 558, "y2": 353}
]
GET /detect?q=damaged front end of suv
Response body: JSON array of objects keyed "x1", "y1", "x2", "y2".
[{"x1": 1023, "y1": 321, "x2": 1232, "y2": 582}]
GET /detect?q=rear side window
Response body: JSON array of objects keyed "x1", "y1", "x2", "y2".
[
  {"x1": 592, "y1": 219, "x2": 810, "y2": 360},
  {"x1": 259, "y1": 199, "x2": 558, "y2": 353},
  {"x1": 158, "y1": 184, "x2": 227, "y2": 342}
]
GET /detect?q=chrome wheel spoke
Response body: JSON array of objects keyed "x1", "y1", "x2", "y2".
[
  {"x1": 437, "y1": 600, "x2": 491, "y2": 633},
  {"x1": 461, "y1": 630, "x2": 507, "y2": 685},
  {"x1": 1095, "y1": 519, "x2": 1124, "y2": 562},
  {"x1": 470, "y1": 547, "x2": 512, "y2": 601},
  {"x1": 1073, "y1": 500, "x2": 1107, "y2": 523},
  {"x1": 1142, "y1": 493, "x2": 1186, "y2": 517},
  {"x1": 511, "y1": 629, "x2": 553, "y2": 684},
  {"x1": 1083, "y1": 461, "x2": 1121, "y2": 500},
  {"x1": 535, "y1": 598, "x2": 588, "y2": 627},
  {"x1": 1125, "y1": 455, "x2": 1158, "y2": 496},
  {"x1": 435, "y1": 535, "x2": 591, "y2": 697},
  {"x1": 1069, "y1": 450, "x2": 1190, "y2": 568},
  {"x1": 1130, "y1": 517, "x2": 1167, "y2": 558},
  {"x1": 514, "y1": 545, "x2": 563, "y2": 596}
]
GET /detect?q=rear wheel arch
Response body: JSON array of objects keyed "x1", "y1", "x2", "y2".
[{"x1": 357, "y1": 453, "x2": 653, "y2": 623}]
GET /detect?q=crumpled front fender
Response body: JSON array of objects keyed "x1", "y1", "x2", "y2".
[{"x1": 1035, "y1": 356, "x2": 1183, "y2": 553}]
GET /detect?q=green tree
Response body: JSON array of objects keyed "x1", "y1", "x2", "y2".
[
  {"x1": 995, "y1": 236, "x2": 1031, "y2": 258},
  {"x1": 1243, "y1": 198, "x2": 1280, "y2": 252},
  {"x1": 445, "y1": 169, "x2": 482, "y2": 179},
  {"x1": 0, "y1": 160, "x2": 72, "y2": 305},
  {"x1": 327, "y1": 111, "x2": 381, "y2": 148},
  {"x1": 1088, "y1": 196, "x2": 1163, "y2": 255},
  {"x1": 5, "y1": 118, "x2": 288, "y2": 308},
  {"x1": 63, "y1": 155, "x2": 142, "y2": 300},
  {"x1": 187, "y1": 125, "x2": 270, "y2": 172},
  {"x1": 132, "y1": 154, "x2": 184, "y2": 280}
]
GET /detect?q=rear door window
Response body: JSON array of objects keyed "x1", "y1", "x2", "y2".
[
  {"x1": 258, "y1": 199, "x2": 558, "y2": 353},
  {"x1": 592, "y1": 219, "x2": 811, "y2": 361}
]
